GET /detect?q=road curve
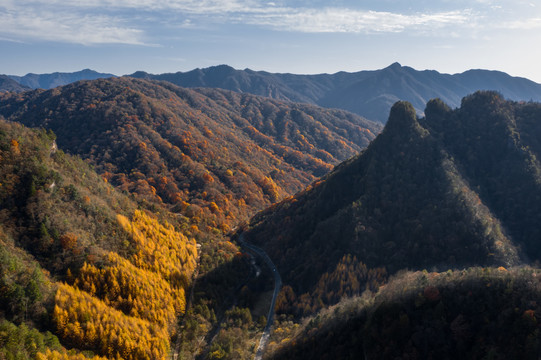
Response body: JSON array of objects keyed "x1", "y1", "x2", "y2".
[{"x1": 239, "y1": 234, "x2": 282, "y2": 360}]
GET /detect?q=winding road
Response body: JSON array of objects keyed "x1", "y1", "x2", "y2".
[
  {"x1": 171, "y1": 246, "x2": 201, "y2": 360},
  {"x1": 239, "y1": 234, "x2": 282, "y2": 360}
]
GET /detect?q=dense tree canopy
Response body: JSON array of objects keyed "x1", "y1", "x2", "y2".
[{"x1": 243, "y1": 92, "x2": 541, "y2": 315}]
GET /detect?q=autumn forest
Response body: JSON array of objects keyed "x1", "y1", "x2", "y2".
[{"x1": 1, "y1": 72, "x2": 541, "y2": 360}]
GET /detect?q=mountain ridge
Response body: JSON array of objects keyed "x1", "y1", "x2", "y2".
[
  {"x1": 130, "y1": 63, "x2": 541, "y2": 123},
  {"x1": 5, "y1": 64, "x2": 541, "y2": 124},
  {"x1": 240, "y1": 91, "x2": 541, "y2": 316},
  {"x1": 0, "y1": 75, "x2": 31, "y2": 93},
  {"x1": 268, "y1": 266, "x2": 541, "y2": 360},
  {"x1": 6, "y1": 69, "x2": 115, "y2": 90}
]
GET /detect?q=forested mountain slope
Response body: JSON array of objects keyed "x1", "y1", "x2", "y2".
[
  {"x1": 131, "y1": 63, "x2": 541, "y2": 123},
  {"x1": 0, "y1": 119, "x2": 197, "y2": 359},
  {"x1": 0, "y1": 77, "x2": 380, "y2": 234},
  {"x1": 0, "y1": 75, "x2": 382, "y2": 360},
  {"x1": 269, "y1": 267, "x2": 541, "y2": 360},
  {"x1": 241, "y1": 92, "x2": 541, "y2": 316}
]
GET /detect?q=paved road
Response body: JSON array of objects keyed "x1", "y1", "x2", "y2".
[
  {"x1": 239, "y1": 234, "x2": 282, "y2": 360},
  {"x1": 171, "y1": 249, "x2": 201, "y2": 360}
]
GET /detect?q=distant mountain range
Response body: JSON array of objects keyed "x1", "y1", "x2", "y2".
[
  {"x1": 0, "y1": 75, "x2": 30, "y2": 93},
  {"x1": 5, "y1": 69, "x2": 115, "y2": 90},
  {"x1": 130, "y1": 63, "x2": 541, "y2": 123},
  {"x1": 3, "y1": 64, "x2": 541, "y2": 123}
]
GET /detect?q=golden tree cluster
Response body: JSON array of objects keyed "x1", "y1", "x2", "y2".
[
  {"x1": 53, "y1": 284, "x2": 169, "y2": 360},
  {"x1": 53, "y1": 210, "x2": 198, "y2": 359}
]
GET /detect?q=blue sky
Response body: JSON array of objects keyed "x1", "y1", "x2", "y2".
[{"x1": 1, "y1": 0, "x2": 541, "y2": 82}]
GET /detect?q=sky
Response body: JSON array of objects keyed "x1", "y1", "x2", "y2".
[{"x1": 1, "y1": 0, "x2": 541, "y2": 82}]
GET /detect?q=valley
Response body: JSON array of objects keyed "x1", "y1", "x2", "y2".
[{"x1": 1, "y1": 72, "x2": 541, "y2": 359}]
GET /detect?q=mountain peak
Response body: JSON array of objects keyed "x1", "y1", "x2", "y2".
[
  {"x1": 387, "y1": 62, "x2": 402, "y2": 69},
  {"x1": 208, "y1": 64, "x2": 236, "y2": 73},
  {"x1": 242, "y1": 94, "x2": 541, "y2": 320},
  {"x1": 8, "y1": 69, "x2": 115, "y2": 90},
  {"x1": 130, "y1": 70, "x2": 151, "y2": 78},
  {"x1": 384, "y1": 100, "x2": 419, "y2": 135}
]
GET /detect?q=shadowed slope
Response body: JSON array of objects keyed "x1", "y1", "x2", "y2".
[{"x1": 242, "y1": 92, "x2": 541, "y2": 315}]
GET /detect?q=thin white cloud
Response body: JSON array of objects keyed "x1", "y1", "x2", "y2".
[
  {"x1": 153, "y1": 56, "x2": 187, "y2": 63},
  {"x1": 0, "y1": 0, "x2": 274, "y2": 46},
  {"x1": 3, "y1": 0, "x2": 534, "y2": 45},
  {"x1": 16, "y1": 0, "x2": 256, "y2": 13},
  {"x1": 433, "y1": 44, "x2": 455, "y2": 49},
  {"x1": 242, "y1": 8, "x2": 471, "y2": 33},
  {"x1": 0, "y1": 7, "x2": 145, "y2": 45},
  {"x1": 502, "y1": 18, "x2": 541, "y2": 30},
  {"x1": 0, "y1": 36, "x2": 27, "y2": 44}
]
